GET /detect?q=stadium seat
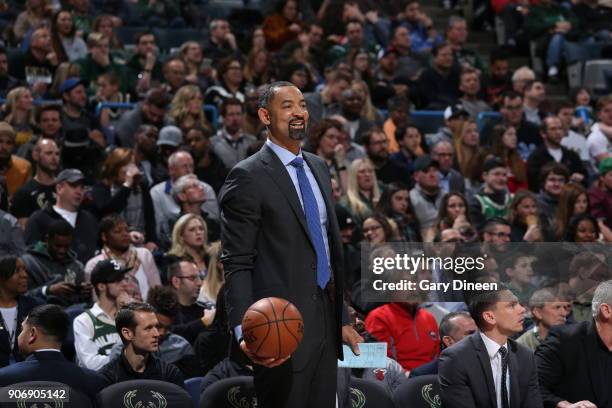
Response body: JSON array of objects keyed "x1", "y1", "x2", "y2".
[
  {"x1": 348, "y1": 377, "x2": 394, "y2": 408},
  {"x1": 583, "y1": 60, "x2": 612, "y2": 95},
  {"x1": 185, "y1": 377, "x2": 203, "y2": 408},
  {"x1": 115, "y1": 26, "x2": 149, "y2": 46},
  {"x1": 476, "y1": 111, "x2": 502, "y2": 134},
  {"x1": 410, "y1": 111, "x2": 445, "y2": 135},
  {"x1": 0, "y1": 381, "x2": 93, "y2": 407},
  {"x1": 152, "y1": 28, "x2": 206, "y2": 52},
  {"x1": 199, "y1": 376, "x2": 257, "y2": 408},
  {"x1": 96, "y1": 380, "x2": 192, "y2": 408},
  {"x1": 392, "y1": 374, "x2": 441, "y2": 408}
]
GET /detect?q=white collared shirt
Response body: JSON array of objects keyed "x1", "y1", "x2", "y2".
[{"x1": 480, "y1": 332, "x2": 510, "y2": 408}]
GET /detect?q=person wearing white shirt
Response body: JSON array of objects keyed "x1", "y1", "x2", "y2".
[
  {"x1": 439, "y1": 287, "x2": 543, "y2": 408},
  {"x1": 73, "y1": 259, "x2": 131, "y2": 370}
]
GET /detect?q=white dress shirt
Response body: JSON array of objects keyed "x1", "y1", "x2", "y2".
[{"x1": 480, "y1": 332, "x2": 510, "y2": 408}]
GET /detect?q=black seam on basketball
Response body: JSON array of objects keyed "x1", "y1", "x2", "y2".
[
  {"x1": 254, "y1": 320, "x2": 271, "y2": 357},
  {"x1": 243, "y1": 319, "x2": 302, "y2": 331},
  {"x1": 282, "y1": 319, "x2": 300, "y2": 345},
  {"x1": 267, "y1": 298, "x2": 282, "y2": 359}
]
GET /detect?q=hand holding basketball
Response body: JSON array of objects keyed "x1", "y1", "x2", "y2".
[{"x1": 241, "y1": 297, "x2": 304, "y2": 366}]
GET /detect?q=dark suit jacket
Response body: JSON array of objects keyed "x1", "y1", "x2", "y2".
[
  {"x1": 439, "y1": 332, "x2": 542, "y2": 408},
  {"x1": 220, "y1": 144, "x2": 348, "y2": 370},
  {"x1": 535, "y1": 320, "x2": 610, "y2": 408},
  {"x1": 0, "y1": 295, "x2": 43, "y2": 367},
  {"x1": 409, "y1": 358, "x2": 439, "y2": 377},
  {"x1": 0, "y1": 350, "x2": 106, "y2": 399},
  {"x1": 526, "y1": 145, "x2": 587, "y2": 192}
]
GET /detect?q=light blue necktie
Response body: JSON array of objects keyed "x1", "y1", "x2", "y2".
[{"x1": 289, "y1": 157, "x2": 330, "y2": 289}]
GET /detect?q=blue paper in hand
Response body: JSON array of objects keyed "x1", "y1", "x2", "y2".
[{"x1": 337, "y1": 342, "x2": 388, "y2": 368}]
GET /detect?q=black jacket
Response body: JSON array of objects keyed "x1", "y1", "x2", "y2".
[
  {"x1": 527, "y1": 145, "x2": 587, "y2": 192},
  {"x1": 87, "y1": 181, "x2": 157, "y2": 243},
  {"x1": 535, "y1": 320, "x2": 612, "y2": 408},
  {"x1": 0, "y1": 295, "x2": 43, "y2": 367},
  {"x1": 21, "y1": 241, "x2": 89, "y2": 306},
  {"x1": 0, "y1": 350, "x2": 106, "y2": 399},
  {"x1": 99, "y1": 351, "x2": 184, "y2": 388},
  {"x1": 439, "y1": 332, "x2": 543, "y2": 408},
  {"x1": 24, "y1": 206, "x2": 99, "y2": 263}
]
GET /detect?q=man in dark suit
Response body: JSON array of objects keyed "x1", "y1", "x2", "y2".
[
  {"x1": 439, "y1": 288, "x2": 543, "y2": 408},
  {"x1": 220, "y1": 81, "x2": 363, "y2": 408},
  {"x1": 0, "y1": 304, "x2": 106, "y2": 399},
  {"x1": 410, "y1": 311, "x2": 477, "y2": 377},
  {"x1": 535, "y1": 280, "x2": 612, "y2": 408}
]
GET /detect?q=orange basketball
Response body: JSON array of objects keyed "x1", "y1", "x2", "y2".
[{"x1": 242, "y1": 297, "x2": 304, "y2": 359}]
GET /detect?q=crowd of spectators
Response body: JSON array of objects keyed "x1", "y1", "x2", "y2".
[{"x1": 0, "y1": 0, "x2": 609, "y2": 406}]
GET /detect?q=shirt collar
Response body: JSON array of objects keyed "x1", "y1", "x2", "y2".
[
  {"x1": 91, "y1": 302, "x2": 113, "y2": 320},
  {"x1": 480, "y1": 332, "x2": 508, "y2": 359},
  {"x1": 265, "y1": 138, "x2": 302, "y2": 167}
]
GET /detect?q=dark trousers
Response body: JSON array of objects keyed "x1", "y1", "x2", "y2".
[{"x1": 253, "y1": 288, "x2": 338, "y2": 408}]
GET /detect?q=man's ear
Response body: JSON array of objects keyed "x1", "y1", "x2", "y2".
[
  {"x1": 482, "y1": 310, "x2": 496, "y2": 326},
  {"x1": 121, "y1": 327, "x2": 134, "y2": 342},
  {"x1": 258, "y1": 107, "x2": 271, "y2": 126},
  {"x1": 27, "y1": 325, "x2": 38, "y2": 345}
]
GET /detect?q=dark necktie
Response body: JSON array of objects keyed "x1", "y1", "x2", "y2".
[
  {"x1": 499, "y1": 345, "x2": 510, "y2": 408},
  {"x1": 290, "y1": 157, "x2": 330, "y2": 289}
]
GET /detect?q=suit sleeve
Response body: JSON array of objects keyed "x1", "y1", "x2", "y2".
[
  {"x1": 219, "y1": 166, "x2": 261, "y2": 328},
  {"x1": 524, "y1": 352, "x2": 544, "y2": 408},
  {"x1": 534, "y1": 328, "x2": 565, "y2": 408},
  {"x1": 438, "y1": 348, "x2": 479, "y2": 408}
]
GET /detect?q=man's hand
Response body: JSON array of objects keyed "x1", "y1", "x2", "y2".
[
  {"x1": 89, "y1": 129, "x2": 106, "y2": 148},
  {"x1": 240, "y1": 340, "x2": 290, "y2": 368},
  {"x1": 79, "y1": 282, "x2": 93, "y2": 295},
  {"x1": 48, "y1": 282, "x2": 77, "y2": 296},
  {"x1": 557, "y1": 401, "x2": 597, "y2": 408},
  {"x1": 117, "y1": 292, "x2": 133, "y2": 308},
  {"x1": 569, "y1": 172, "x2": 584, "y2": 184},
  {"x1": 342, "y1": 324, "x2": 363, "y2": 356}
]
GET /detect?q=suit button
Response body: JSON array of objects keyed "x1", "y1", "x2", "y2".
[{"x1": 311, "y1": 293, "x2": 318, "y2": 300}]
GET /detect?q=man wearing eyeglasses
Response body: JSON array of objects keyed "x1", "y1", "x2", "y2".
[{"x1": 167, "y1": 260, "x2": 212, "y2": 344}]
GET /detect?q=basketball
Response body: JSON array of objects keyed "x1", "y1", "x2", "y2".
[{"x1": 241, "y1": 297, "x2": 304, "y2": 359}]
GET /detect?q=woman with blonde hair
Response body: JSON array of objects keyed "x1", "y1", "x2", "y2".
[
  {"x1": 453, "y1": 119, "x2": 485, "y2": 192},
  {"x1": 167, "y1": 214, "x2": 209, "y2": 272},
  {"x1": 89, "y1": 147, "x2": 157, "y2": 246},
  {"x1": 169, "y1": 85, "x2": 211, "y2": 133},
  {"x1": 351, "y1": 79, "x2": 382, "y2": 124},
  {"x1": 198, "y1": 241, "x2": 224, "y2": 309},
  {"x1": 3, "y1": 87, "x2": 36, "y2": 146},
  {"x1": 92, "y1": 15, "x2": 122, "y2": 50},
  {"x1": 340, "y1": 157, "x2": 381, "y2": 227},
  {"x1": 13, "y1": 0, "x2": 52, "y2": 42},
  {"x1": 243, "y1": 48, "x2": 271, "y2": 87}
]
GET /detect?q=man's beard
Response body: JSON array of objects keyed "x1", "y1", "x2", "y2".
[{"x1": 288, "y1": 119, "x2": 306, "y2": 140}]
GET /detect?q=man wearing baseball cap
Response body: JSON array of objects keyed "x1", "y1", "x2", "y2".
[
  {"x1": 410, "y1": 155, "x2": 444, "y2": 241},
  {"x1": 60, "y1": 78, "x2": 105, "y2": 147},
  {"x1": 426, "y1": 104, "x2": 469, "y2": 147},
  {"x1": 589, "y1": 157, "x2": 612, "y2": 229},
  {"x1": 25, "y1": 168, "x2": 99, "y2": 263},
  {"x1": 74, "y1": 259, "x2": 131, "y2": 370}
]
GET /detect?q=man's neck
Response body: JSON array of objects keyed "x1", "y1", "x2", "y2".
[
  {"x1": 462, "y1": 94, "x2": 478, "y2": 102},
  {"x1": 595, "y1": 320, "x2": 612, "y2": 351},
  {"x1": 524, "y1": 99, "x2": 538, "y2": 110},
  {"x1": 537, "y1": 323, "x2": 549, "y2": 341},
  {"x1": 196, "y1": 151, "x2": 211, "y2": 168},
  {"x1": 97, "y1": 298, "x2": 118, "y2": 319},
  {"x1": 482, "y1": 329, "x2": 509, "y2": 346},
  {"x1": 181, "y1": 202, "x2": 202, "y2": 215},
  {"x1": 55, "y1": 203, "x2": 77, "y2": 213},
  {"x1": 178, "y1": 295, "x2": 194, "y2": 308},
  {"x1": 369, "y1": 156, "x2": 386, "y2": 169},
  {"x1": 545, "y1": 141, "x2": 561, "y2": 150},
  {"x1": 483, "y1": 184, "x2": 499, "y2": 195},
  {"x1": 34, "y1": 168, "x2": 55, "y2": 185},
  {"x1": 269, "y1": 135, "x2": 300, "y2": 155},
  {"x1": 419, "y1": 183, "x2": 439, "y2": 195},
  {"x1": 0, "y1": 156, "x2": 11, "y2": 172},
  {"x1": 106, "y1": 245, "x2": 128, "y2": 258},
  {"x1": 123, "y1": 346, "x2": 149, "y2": 373},
  {"x1": 434, "y1": 65, "x2": 450, "y2": 76},
  {"x1": 63, "y1": 104, "x2": 81, "y2": 118},
  {"x1": 224, "y1": 128, "x2": 241, "y2": 140}
]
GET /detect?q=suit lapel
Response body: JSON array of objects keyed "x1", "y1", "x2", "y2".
[
  {"x1": 472, "y1": 334, "x2": 498, "y2": 407},
  {"x1": 508, "y1": 341, "x2": 521, "y2": 408},
  {"x1": 583, "y1": 321, "x2": 603, "y2": 405},
  {"x1": 259, "y1": 145, "x2": 313, "y2": 248}
]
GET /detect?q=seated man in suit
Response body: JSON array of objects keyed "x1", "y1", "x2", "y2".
[
  {"x1": 439, "y1": 287, "x2": 542, "y2": 408},
  {"x1": 0, "y1": 304, "x2": 106, "y2": 399},
  {"x1": 536, "y1": 279, "x2": 612, "y2": 408},
  {"x1": 410, "y1": 311, "x2": 477, "y2": 377}
]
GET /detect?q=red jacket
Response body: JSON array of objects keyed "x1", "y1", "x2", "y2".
[
  {"x1": 364, "y1": 303, "x2": 440, "y2": 371},
  {"x1": 589, "y1": 183, "x2": 612, "y2": 229}
]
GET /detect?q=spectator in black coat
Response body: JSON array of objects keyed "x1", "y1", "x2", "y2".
[
  {"x1": 0, "y1": 255, "x2": 43, "y2": 367},
  {"x1": 417, "y1": 43, "x2": 460, "y2": 109},
  {"x1": 25, "y1": 169, "x2": 99, "y2": 263},
  {"x1": 99, "y1": 302, "x2": 184, "y2": 387},
  {"x1": 527, "y1": 116, "x2": 586, "y2": 192},
  {"x1": 0, "y1": 305, "x2": 106, "y2": 399}
]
